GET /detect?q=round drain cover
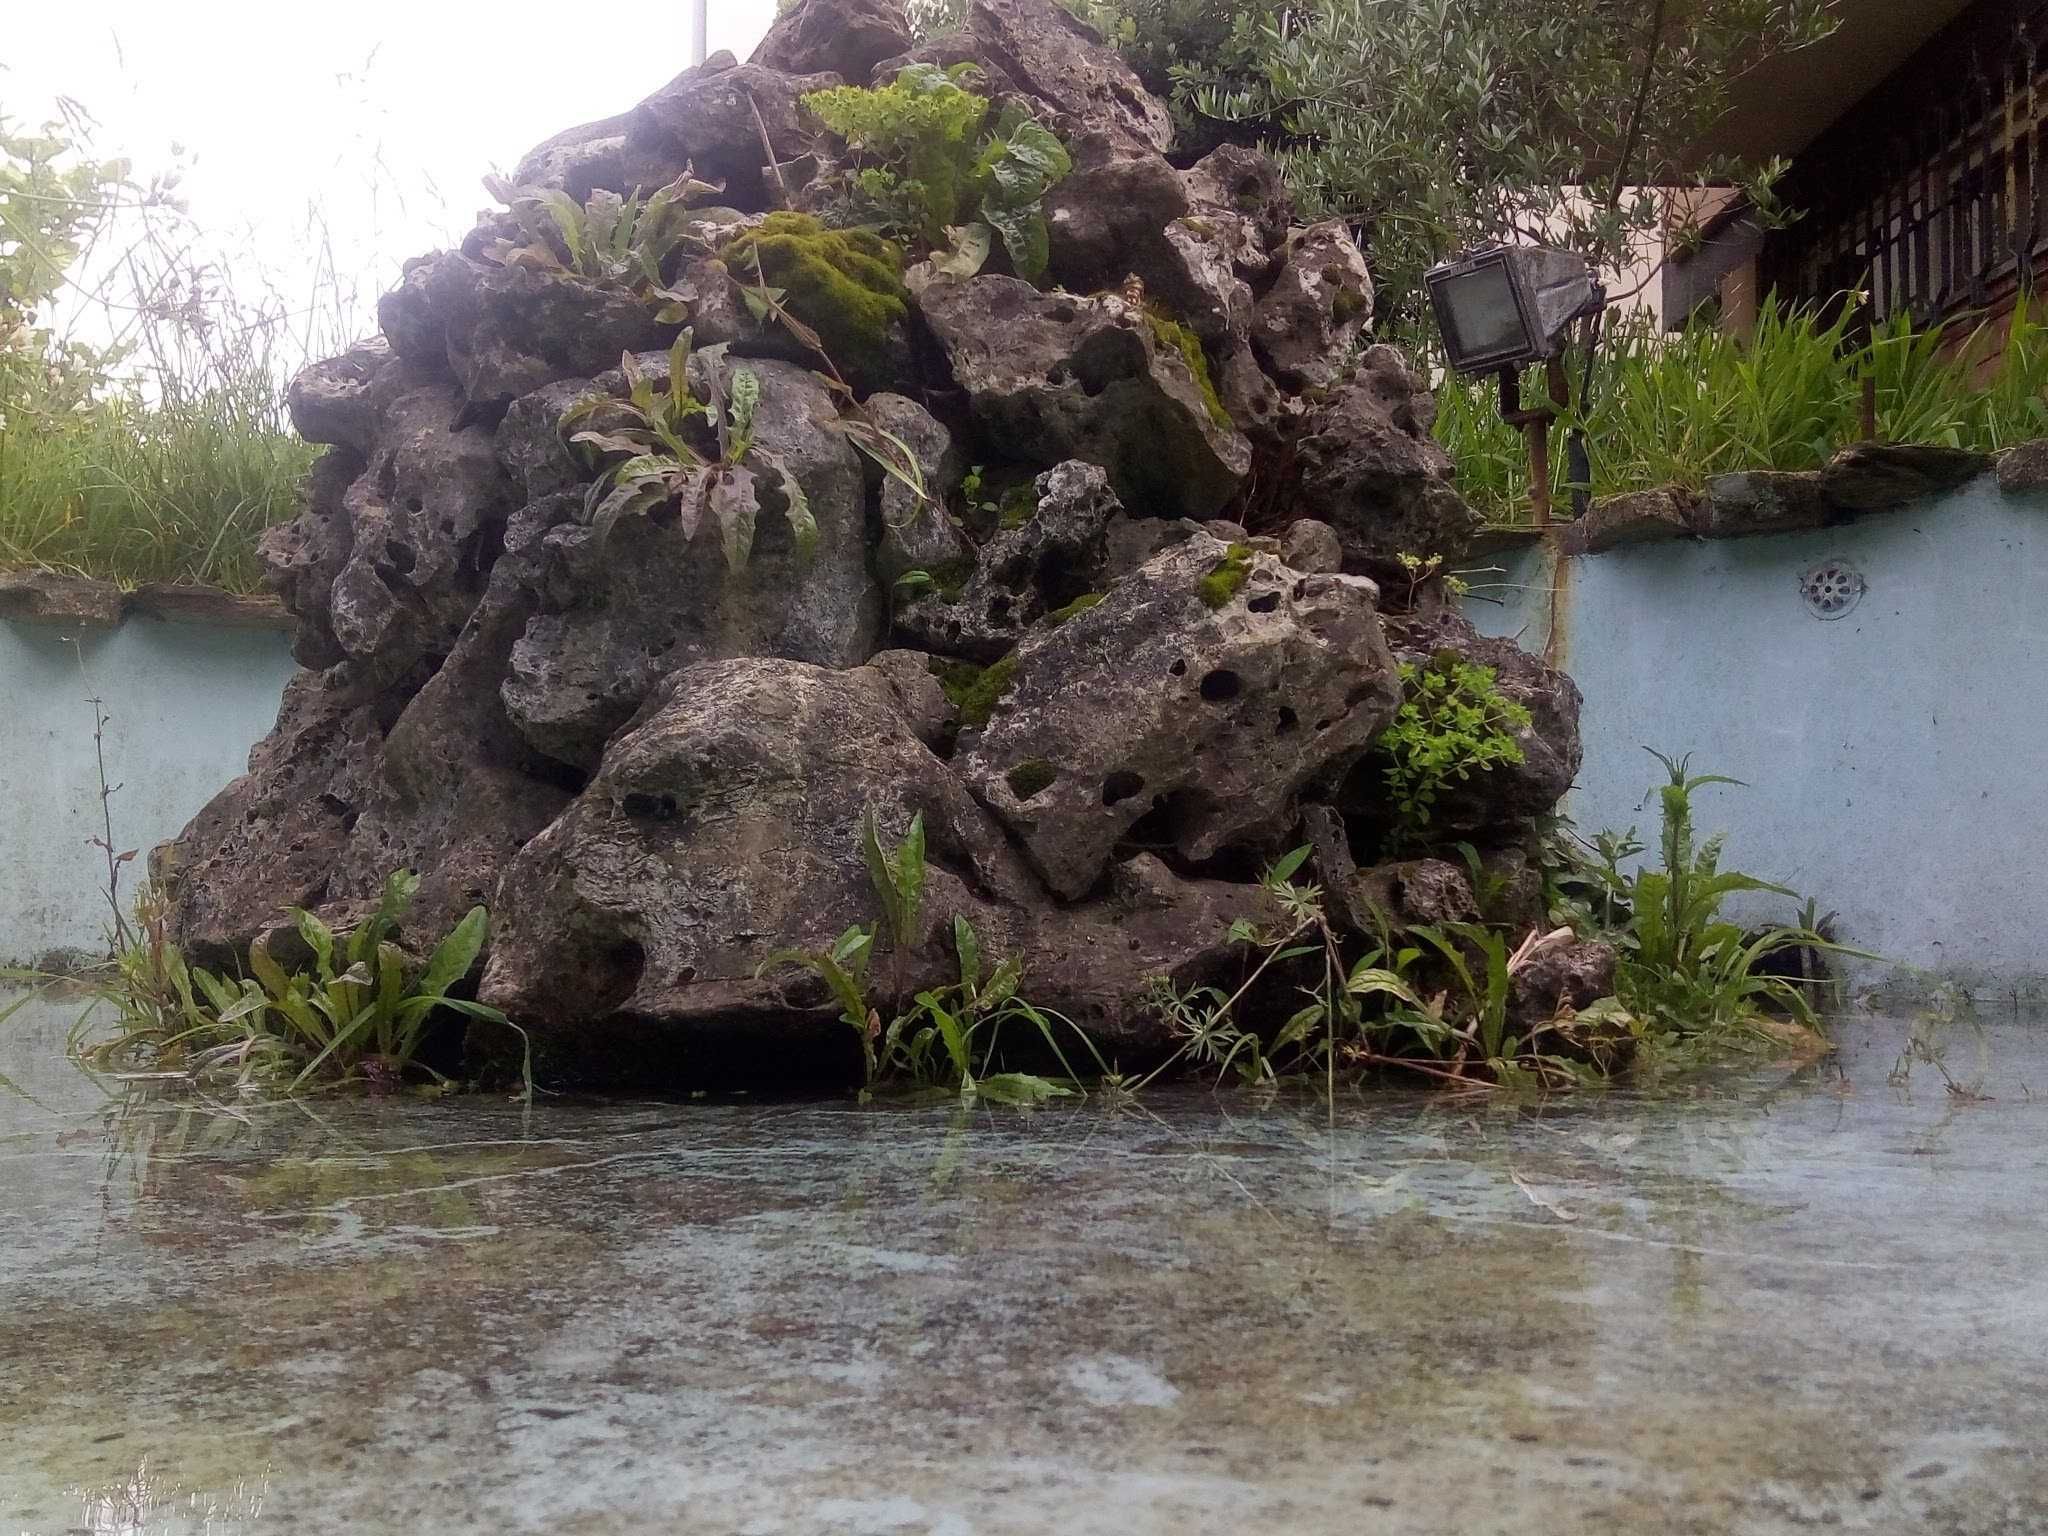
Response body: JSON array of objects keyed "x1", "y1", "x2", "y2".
[{"x1": 1799, "y1": 560, "x2": 1865, "y2": 619}]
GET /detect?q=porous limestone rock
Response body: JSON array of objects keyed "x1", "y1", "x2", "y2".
[
  {"x1": 1253, "y1": 221, "x2": 1374, "y2": 391},
  {"x1": 918, "y1": 275, "x2": 1252, "y2": 517},
  {"x1": 895, "y1": 459, "x2": 1119, "y2": 662},
  {"x1": 963, "y1": 535, "x2": 1401, "y2": 900}
]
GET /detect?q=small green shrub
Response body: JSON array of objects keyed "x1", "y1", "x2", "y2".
[
  {"x1": 1376, "y1": 658, "x2": 1531, "y2": 841},
  {"x1": 559, "y1": 332, "x2": 817, "y2": 571},
  {"x1": 80, "y1": 872, "x2": 525, "y2": 1094},
  {"x1": 1196, "y1": 542, "x2": 1253, "y2": 608},
  {"x1": 802, "y1": 65, "x2": 1072, "y2": 282},
  {"x1": 718, "y1": 212, "x2": 909, "y2": 379}
]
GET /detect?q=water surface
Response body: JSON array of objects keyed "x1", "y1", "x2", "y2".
[{"x1": 3, "y1": 990, "x2": 2044, "y2": 1534}]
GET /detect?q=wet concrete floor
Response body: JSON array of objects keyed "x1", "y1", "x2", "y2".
[{"x1": 2, "y1": 989, "x2": 2044, "y2": 1534}]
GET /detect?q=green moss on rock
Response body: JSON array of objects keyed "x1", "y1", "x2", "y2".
[
  {"x1": 928, "y1": 651, "x2": 1020, "y2": 728},
  {"x1": 998, "y1": 483, "x2": 1039, "y2": 530},
  {"x1": 1143, "y1": 308, "x2": 1232, "y2": 432},
  {"x1": 1043, "y1": 592, "x2": 1105, "y2": 626},
  {"x1": 718, "y1": 212, "x2": 909, "y2": 379},
  {"x1": 1004, "y1": 758, "x2": 1058, "y2": 799},
  {"x1": 1197, "y1": 543, "x2": 1254, "y2": 610}
]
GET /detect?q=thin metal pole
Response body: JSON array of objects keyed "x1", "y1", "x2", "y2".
[{"x1": 690, "y1": 0, "x2": 709, "y2": 65}]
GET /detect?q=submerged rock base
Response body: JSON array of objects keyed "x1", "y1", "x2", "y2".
[{"x1": 159, "y1": 0, "x2": 1583, "y2": 1086}]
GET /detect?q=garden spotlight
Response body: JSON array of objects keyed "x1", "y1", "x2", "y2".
[{"x1": 1425, "y1": 244, "x2": 1606, "y2": 523}]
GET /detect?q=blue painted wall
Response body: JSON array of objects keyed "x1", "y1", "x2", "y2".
[
  {"x1": 1465, "y1": 475, "x2": 2048, "y2": 1002},
  {"x1": 1, "y1": 616, "x2": 296, "y2": 967}
]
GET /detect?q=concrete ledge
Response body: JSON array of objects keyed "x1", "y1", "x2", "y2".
[
  {"x1": 1817, "y1": 442, "x2": 1991, "y2": 513},
  {"x1": 1561, "y1": 486, "x2": 1699, "y2": 555},
  {"x1": 0, "y1": 568, "x2": 290, "y2": 632}
]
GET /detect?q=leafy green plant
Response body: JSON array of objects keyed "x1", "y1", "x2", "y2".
[
  {"x1": 801, "y1": 66, "x2": 1072, "y2": 282},
  {"x1": 79, "y1": 874, "x2": 526, "y2": 1094},
  {"x1": 758, "y1": 810, "x2": 1095, "y2": 1101},
  {"x1": 559, "y1": 332, "x2": 816, "y2": 571},
  {"x1": 480, "y1": 170, "x2": 721, "y2": 293},
  {"x1": 1375, "y1": 659, "x2": 1531, "y2": 843},
  {"x1": 1603, "y1": 751, "x2": 1850, "y2": 1038}
]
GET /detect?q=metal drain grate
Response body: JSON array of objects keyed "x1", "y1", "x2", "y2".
[{"x1": 1799, "y1": 560, "x2": 1865, "y2": 619}]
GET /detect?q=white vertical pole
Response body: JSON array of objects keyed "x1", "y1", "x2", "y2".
[{"x1": 690, "y1": 0, "x2": 709, "y2": 64}]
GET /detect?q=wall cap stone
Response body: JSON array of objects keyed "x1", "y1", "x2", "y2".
[{"x1": 0, "y1": 567, "x2": 290, "y2": 632}]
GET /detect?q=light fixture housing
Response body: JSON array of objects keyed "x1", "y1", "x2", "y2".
[{"x1": 1425, "y1": 244, "x2": 1600, "y2": 375}]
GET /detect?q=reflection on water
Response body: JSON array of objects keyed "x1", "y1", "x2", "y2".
[
  {"x1": 64, "y1": 1460, "x2": 268, "y2": 1536},
  {"x1": 3, "y1": 988, "x2": 2046, "y2": 1535}
]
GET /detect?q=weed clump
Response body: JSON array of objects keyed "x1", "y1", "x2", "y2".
[
  {"x1": 1197, "y1": 543, "x2": 1254, "y2": 609},
  {"x1": 719, "y1": 212, "x2": 909, "y2": 380}
]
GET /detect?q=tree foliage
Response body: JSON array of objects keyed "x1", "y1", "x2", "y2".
[{"x1": 1170, "y1": 0, "x2": 1837, "y2": 329}]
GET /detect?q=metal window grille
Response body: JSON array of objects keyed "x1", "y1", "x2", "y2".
[{"x1": 1760, "y1": 0, "x2": 2048, "y2": 324}]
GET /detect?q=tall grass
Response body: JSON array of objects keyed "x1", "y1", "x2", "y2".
[
  {"x1": 0, "y1": 354, "x2": 315, "y2": 592},
  {"x1": 1435, "y1": 301, "x2": 2048, "y2": 525}
]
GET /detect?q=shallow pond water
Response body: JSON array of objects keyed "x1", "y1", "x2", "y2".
[{"x1": 2, "y1": 989, "x2": 2045, "y2": 1535}]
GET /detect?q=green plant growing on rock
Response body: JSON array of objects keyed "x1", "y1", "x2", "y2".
[
  {"x1": 79, "y1": 873, "x2": 526, "y2": 1094},
  {"x1": 560, "y1": 333, "x2": 816, "y2": 571},
  {"x1": 718, "y1": 212, "x2": 909, "y2": 381},
  {"x1": 1197, "y1": 543, "x2": 1254, "y2": 608},
  {"x1": 759, "y1": 811, "x2": 1092, "y2": 1101},
  {"x1": 1144, "y1": 309, "x2": 1231, "y2": 430},
  {"x1": 481, "y1": 170, "x2": 721, "y2": 293},
  {"x1": 801, "y1": 65, "x2": 1072, "y2": 282},
  {"x1": 1376, "y1": 658, "x2": 1531, "y2": 844},
  {"x1": 929, "y1": 652, "x2": 1019, "y2": 728}
]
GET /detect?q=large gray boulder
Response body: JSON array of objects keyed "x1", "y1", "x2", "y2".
[
  {"x1": 500, "y1": 358, "x2": 881, "y2": 771},
  {"x1": 1292, "y1": 347, "x2": 1481, "y2": 566},
  {"x1": 918, "y1": 276, "x2": 1252, "y2": 517},
  {"x1": 751, "y1": 0, "x2": 913, "y2": 81},
  {"x1": 962, "y1": 535, "x2": 1401, "y2": 899},
  {"x1": 1253, "y1": 221, "x2": 1375, "y2": 391},
  {"x1": 959, "y1": 0, "x2": 1172, "y2": 153}
]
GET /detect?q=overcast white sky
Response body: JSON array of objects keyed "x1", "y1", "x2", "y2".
[{"x1": 7, "y1": 1, "x2": 778, "y2": 353}]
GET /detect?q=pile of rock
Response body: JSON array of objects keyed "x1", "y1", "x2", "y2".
[{"x1": 159, "y1": 0, "x2": 1587, "y2": 1085}]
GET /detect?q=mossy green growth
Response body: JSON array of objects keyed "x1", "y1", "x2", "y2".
[
  {"x1": 1331, "y1": 284, "x2": 1368, "y2": 325},
  {"x1": 929, "y1": 651, "x2": 1020, "y2": 728},
  {"x1": 718, "y1": 212, "x2": 909, "y2": 378},
  {"x1": 927, "y1": 555, "x2": 978, "y2": 602},
  {"x1": 1004, "y1": 758, "x2": 1058, "y2": 799},
  {"x1": 1144, "y1": 308, "x2": 1232, "y2": 431},
  {"x1": 1197, "y1": 543, "x2": 1254, "y2": 610},
  {"x1": 998, "y1": 483, "x2": 1039, "y2": 530},
  {"x1": 1043, "y1": 592, "x2": 1105, "y2": 626}
]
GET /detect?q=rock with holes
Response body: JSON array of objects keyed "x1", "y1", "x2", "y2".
[
  {"x1": 1344, "y1": 607, "x2": 1583, "y2": 837},
  {"x1": 1292, "y1": 348, "x2": 1480, "y2": 568},
  {"x1": 1253, "y1": 221, "x2": 1374, "y2": 391},
  {"x1": 286, "y1": 337, "x2": 393, "y2": 457},
  {"x1": 1043, "y1": 131, "x2": 1191, "y2": 293},
  {"x1": 895, "y1": 459, "x2": 1120, "y2": 662},
  {"x1": 918, "y1": 275, "x2": 1251, "y2": 517},
  {"x1": 941, "y1": 0, "x2": 1173, "y2": 154},
  {"x1": 1182, "y1": 145, "x2": 1291, "y2": 258},
  {"x1": 962, "y1": 534, "x2": 1401, "y2": 900},
  {"x1": 500, "y1": 357, "x2": 880, "y2": 771},
  {"x1": 477, "y1": 657, "x2": 1039, "y2": 1083}
]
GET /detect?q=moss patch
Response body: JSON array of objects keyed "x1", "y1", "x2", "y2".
[
  {"x1": 1331, "y1": 284, "x2": 1368, "y2": 325},
  {"x1": 1144, "y1": 307, "x2": 1233, "y2": 432},
  {"x1": 1197, "y1": 543, "x2": 1254, "y2": 610},
  {"x1": 929, "y1": 650, "x2": 1020, "y2": 728},
  {"x1": 718, "y1": 212, "x2": 909, "y2": 380},
  {"x1": 998, "y1": 483, "x2": 1039, "y2": 530},
  {"x1": 1004, "y1": 758, "x2": 1058, "y2": 799},
  {"x1": 927, "y1": 555, "x2": 978, "y2": 602},
  {"x1": 1043, "y1": 591, "x2": 1104, "y2": 626}
]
